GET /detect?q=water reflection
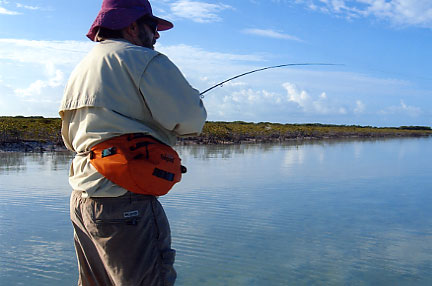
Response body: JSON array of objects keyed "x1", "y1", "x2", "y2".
[
  {"x1": 0, "y1": 151, "x2": 73, "y2": 173},
  {"x1": 177, "y1": 137, "x2": 422, "y2": 161},
  {"x1": 0, "y1": 137, "x2": 431, "y2": 285},
  {"x1": 0, "y1": 152, "x2": 27, "y2": 172}
]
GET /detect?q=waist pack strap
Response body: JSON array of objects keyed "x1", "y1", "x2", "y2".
[{"x1": 75, "y1": 150, "x2": 93, "y2": 157}]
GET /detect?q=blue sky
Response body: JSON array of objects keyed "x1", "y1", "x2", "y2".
[{"x1": 0, "y1": 0, "x2": 431, "y2": 127}]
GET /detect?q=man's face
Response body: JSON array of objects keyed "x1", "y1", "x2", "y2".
[{"x1": 137, "y1": 22, "x2": 159, "y2": 50}]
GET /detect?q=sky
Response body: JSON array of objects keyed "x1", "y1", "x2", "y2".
[{"x1": 0, "y1": 0, "x2": 431, "y2": 127}]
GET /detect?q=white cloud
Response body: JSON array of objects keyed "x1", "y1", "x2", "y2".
[
  {"x1": 380, "y1": 100, "x2": 422, "y2": 117},
  {"x1": 339, "y1": 107, "x2": 348, "y2": 114},
  {"x1": 0, "y1": 38, "x2": 428, "y2": 124},
  {"x1": 158, "y1": 43, "x2": 422, "y2": 123},
  {"x1": 243, "y1": 29, "x2": 303, "y2": 42},
  {"x1": 209, "y1": 88, "x2": 290, "y2": 120},
  {"x1": 295, "y1": 0, "x2": 432, "y2": 28},
  {"x1": 170, "y1": 0, "x2": 233, "y2": 23},
  {"x1": 283, "y1": 82, "x2": 346, "y2": 115},
  {"x1": 0, "y1": 39, "x2": 93, "y2": 114},
  {"x1": 0, "y1": 39, "x2": 93, "y2": 65},
  {"x1": 0, "y1": 6, "x2": 20, "y2": 15},
  {"x1": 14, "y1": 63, "x2": 64, "y2": 98},
  {"x1": 156, "y1": 43, "x2": 264, "y2": 85},
  {"x1": 354, "y1": 100, "x2": 365, "y2": 114},
  {"x1": 16, "y1": 3, "x2": 41, "y2": 10},
  {"x1": 199, "y1": 80, "x2": 351, "y2": 122},
  {"x1": 159, "y1": 43, "x2": 263, "y2": 64}
]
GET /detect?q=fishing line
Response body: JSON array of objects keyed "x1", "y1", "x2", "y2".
[{"x1": 199, "y1": 63, "x2": 343, "y2": 98}]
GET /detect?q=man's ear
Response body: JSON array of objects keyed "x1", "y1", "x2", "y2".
[{"x1": 123, "y1": 22, "x2": 140, "y2": 38}]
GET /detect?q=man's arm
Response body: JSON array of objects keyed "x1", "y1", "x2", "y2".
[{"x1": 139, "y1": 54, "x2": 207, "y2": 136}]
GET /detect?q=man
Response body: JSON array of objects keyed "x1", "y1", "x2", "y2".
[{"x1": 59, "y1": 0, "x2": 207, "y2": 285}]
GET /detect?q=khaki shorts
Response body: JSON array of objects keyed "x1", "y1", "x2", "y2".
[{"x1": 70, "y1": 191, "x2": 176, "y2": 286}]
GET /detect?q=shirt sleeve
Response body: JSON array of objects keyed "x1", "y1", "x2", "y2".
[{"x1": 139, "y1": 54, "x2": 207, "y2": 136}]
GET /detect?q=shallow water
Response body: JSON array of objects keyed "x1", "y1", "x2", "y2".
[{"x1": 1, "y1": 137, "x2": 431, "y2": 285}]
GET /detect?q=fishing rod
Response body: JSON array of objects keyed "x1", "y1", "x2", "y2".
[{"x1": 199, "y1": 63, "x2": 342, "y2": 98}]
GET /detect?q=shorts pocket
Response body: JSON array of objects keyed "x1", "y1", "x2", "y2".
[{"x1": 83, "y1": 198, "x2": 149, "y2": 238}]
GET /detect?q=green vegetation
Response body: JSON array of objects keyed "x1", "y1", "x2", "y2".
[
  {"x1": 399, "y1": 126, "x2": 432, "y2": 131},
  {"x1": 1, "y1": 117, "x2": 431, "y2": 151},
  {"x1": 0, "y1": 116, "x2": 62, "y2": 144},
  {"x1": 185, "y1": 121, "x2": 432, "y2": 144}
]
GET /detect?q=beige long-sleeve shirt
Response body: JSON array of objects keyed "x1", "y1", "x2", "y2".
[{"x1": 59, "y1": 39, "x2": 207, "y2": 197}]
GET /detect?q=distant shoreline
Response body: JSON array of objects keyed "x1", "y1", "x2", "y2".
[
  {"x1": 1, "y1": 116, "x2": 431, "y2": 153},
  {"x1": 1, "y1": 134, "x2": 431, "y2": 153}
]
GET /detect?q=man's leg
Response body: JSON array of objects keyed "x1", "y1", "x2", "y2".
[{"x1": 70, "y1": 191, "x2": 176, "y2": 286}]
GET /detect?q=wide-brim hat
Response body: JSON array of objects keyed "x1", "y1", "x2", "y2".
[{"x1": 87, "y1": 0, "x2": 173, "y2": 41}]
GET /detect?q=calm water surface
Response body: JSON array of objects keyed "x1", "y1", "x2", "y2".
[{"x1": 0, "y1": 137, "x2": 431, "y2": 285}]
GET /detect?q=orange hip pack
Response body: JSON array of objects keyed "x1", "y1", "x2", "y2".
[{"x1": 89, "y1": 133, "x2": 186, "y2": 196}]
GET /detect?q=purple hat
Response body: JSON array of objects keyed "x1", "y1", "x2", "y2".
[{"x1": 87, "y1": 0, "x2": 173, "y2": 41}]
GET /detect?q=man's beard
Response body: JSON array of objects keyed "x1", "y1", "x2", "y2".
[{"x1": 138, "y1": 29, "x2": 155, "y2": 49}]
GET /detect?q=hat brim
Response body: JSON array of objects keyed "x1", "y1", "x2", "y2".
[
  {"x1": 87, "y1": 8, "x2": 173, "y2": 41},
  {"x1": 152, "y1": 15, "x2": 173, "y2": 32}
]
